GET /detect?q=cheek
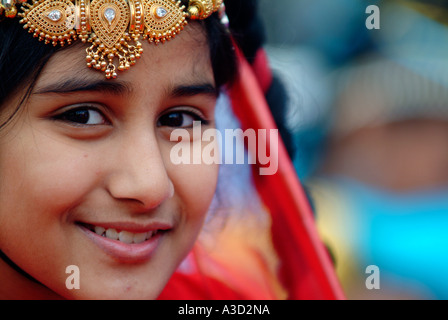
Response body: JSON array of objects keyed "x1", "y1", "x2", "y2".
[
  {"x1": 171, "y1": 163, "x2": 218, "y2": 216},
  {"x1": 163, "y1": 139, "x2": 219, "y2": 228},
  {"x1": 0, "y1": 128, "x2": 97, "y2": 241},
  {"x1": 0, "y1": 127, "x2": 100, "y2": 291},
  {"x1": 165, "y1": 160, "x2": 219, "y2": 264}
]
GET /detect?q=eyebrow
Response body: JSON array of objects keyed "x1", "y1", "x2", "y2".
[
  {"x1": 33, "y1": 79, "x2": 133, "y2": 96},
  {"x1": 33, "y1": 78, "x2": 218, "y2": 99},
  {"x1": 170, "y1": 83, "x2": 218, "y2": 98}
]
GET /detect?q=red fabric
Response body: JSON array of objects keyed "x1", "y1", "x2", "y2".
[
  {"x1": 158, "y1": 252, "x2": 248, "y2": 300},
  {"x1": 159, "y1": 45, "x2": 344, "y2": 301},
  {"x1": 159, "y1": 241, "x2": 285, "y2": 300},
  {"x1": 228, "y1": 46, "x2": 344, "y2": 300}
]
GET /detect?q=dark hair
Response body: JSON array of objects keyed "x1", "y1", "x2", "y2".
[
  {"x1": 0, "y1": 18, "x2": 56, "y2": 115},
  {"x1": 0, "y1": 11, "x2": 237, "y2": 126},
  {"x1": 225, "y1": 0, "x2": 296, "y2": 159}
]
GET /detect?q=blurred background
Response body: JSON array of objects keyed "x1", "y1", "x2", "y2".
[{"x1": 257, "y1": 0, "x2": 448, "y2": 300}]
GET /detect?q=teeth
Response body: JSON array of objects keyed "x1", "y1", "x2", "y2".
[
  {"x1": 118, "y1": 231, "x2": 134, "y2": 244},
  {"x1": 95, "y1": 226, "x2": 106, "y2": 236},
  {"x1": 133, "y1": 232, "x2": 147, "y2": 244},
  {"x1": 89, "y1": 225, "x2": 159, "y2": 244},
  {"x1": 105, "y1": 228, "x2": 119, "y2": 240}
]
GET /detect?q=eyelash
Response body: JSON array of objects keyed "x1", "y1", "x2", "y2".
[
  {"x1": 52, "y1": 106, "x2": 109, "y2": 127},
  {"x1": 157, "y1": 109, "x2": 210, "y2": 128},
  {"x1": 52, "y1": 105, "x2": 210, "y2": 128}
]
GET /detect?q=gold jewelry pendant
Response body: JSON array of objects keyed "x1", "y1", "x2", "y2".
[
  {"x1": 13, "y1": 0, "x2": 223, "y2": 79},
  {"x1": 142, "y1": 0, "x2": 187, "y2": 44},
  {"x1": 86, "y1": 0, "x2": 143, "y2": 79},
  {"x1": 19, "y1": 0, "x2": 77, "y2": 46}
]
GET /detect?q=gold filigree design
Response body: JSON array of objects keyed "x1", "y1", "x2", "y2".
[
  {"x1": 90, "y1": 0, "x2": 129, "y2": 47},
  {"x1": 19, "y1": 0, "x2": 77, "y2": 46},
  {"x1": 10, "y1": 0, "x2": 223, "y2": 78},
  {"x1": 142, "y1": 0, "x2": 187, "y2": 44},
  {"x1": 87, "y1": 0, "x2": 142, "y2": 79}
]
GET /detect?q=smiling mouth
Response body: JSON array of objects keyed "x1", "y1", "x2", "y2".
[
  {"x1": 79, "y1": 223, "x2": 162, "y2": 245},
  {"x1": 76, "y1": 221, "x2": 172, "y2": 263}
]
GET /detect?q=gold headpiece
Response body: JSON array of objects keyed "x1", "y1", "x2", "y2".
[{"x1": 0, "y1": 0, "x2": 224, "y2": 78}]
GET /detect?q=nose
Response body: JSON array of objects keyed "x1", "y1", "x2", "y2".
[{"x1": 105, "y1": 130, "x2": 174, "y2": 211}]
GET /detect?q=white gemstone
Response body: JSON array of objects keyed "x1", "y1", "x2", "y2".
[
  {"x1": 2, "y1": 0, "x2": 14, "y2": 10},
  {"x1": 104, "y1": 8, "x2": 116, "y2": 23},
  {"x1": 156, "y1": 6, "x2": 167, "y2": 18},
  {"x1": 47, "y1": 9, "x2": 62, "y2": 22}
]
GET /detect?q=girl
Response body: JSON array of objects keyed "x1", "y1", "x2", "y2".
[
  {"x1": 0, "y1": 0, "x2": 237, "y2": 299},
  {"x1": 0, "y1": 0, "x2": 342, "y2": 300}
]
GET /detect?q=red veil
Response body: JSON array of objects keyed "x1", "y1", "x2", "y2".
[{"x1": 158, "y1": 45, "x2": 344, "y2": 300}]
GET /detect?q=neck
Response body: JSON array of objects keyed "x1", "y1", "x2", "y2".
[{"x1": 0, "y1": 254, "x2": 63, "y2": 300}]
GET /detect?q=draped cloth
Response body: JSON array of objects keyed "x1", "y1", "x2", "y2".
[{"x1": 158, "y1": 46, "x2": 344, "y2": 300}]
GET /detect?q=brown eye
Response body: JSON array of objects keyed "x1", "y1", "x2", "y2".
[
  {"x1": 158, "y1": 111, "x2": 202, "y2": 128},
  {"x1": 54, "y1": 107, "x2": 108, "y2": 125}
]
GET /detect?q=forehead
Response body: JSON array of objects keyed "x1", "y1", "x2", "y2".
[{"x1": 34, "y1": 23, "x2": 213, "y2": 92}]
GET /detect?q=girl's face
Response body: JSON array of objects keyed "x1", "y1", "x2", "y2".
[{"x1": 0, "y1": 24, "x2": 219, "y2": 299}]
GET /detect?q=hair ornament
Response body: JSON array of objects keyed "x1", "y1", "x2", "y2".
[
  {"x1": 1, "y1": 0, "x2": 223, "y2": 78},
  {"x1": 0, "y1": 0, "x2": 27, "y2": 18}
]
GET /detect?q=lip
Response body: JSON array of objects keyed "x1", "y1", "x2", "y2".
[{"x1": 77, "y1": 221, "x2": 172, "y2": 264}]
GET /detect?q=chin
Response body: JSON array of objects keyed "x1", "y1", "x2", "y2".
[{"x1": 60, "y1": 284, "x2": 164, "y2": 300}]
